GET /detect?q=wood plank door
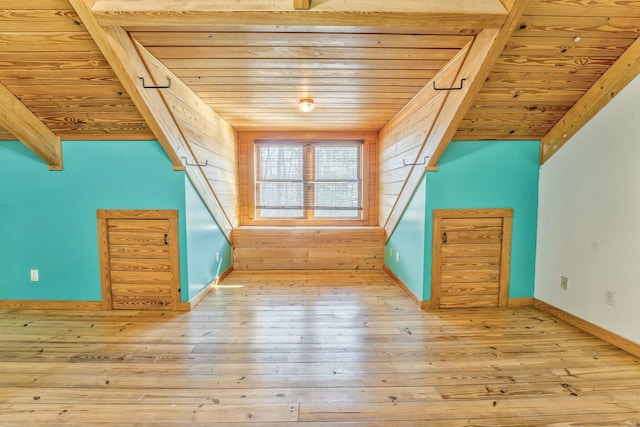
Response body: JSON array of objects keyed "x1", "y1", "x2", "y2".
[
  {"x1": 97, "y1": 210, "x2": 181, "y2": 310},
  {"x1": 431, "y1": 209, "x2": 513, "y2": 309}
]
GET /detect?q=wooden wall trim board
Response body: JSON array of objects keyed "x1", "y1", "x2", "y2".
[
  {"x1": 383, "y1": 265, "x2": 429, "y2": 310},
  {"x1": 534, "y1": 298, "x2": 640, "y2": 359},
  {"x1": 0, "y1": 300, "x2": 103, "y2": 310},
  {"x1": 540, "y1": 35, "x2": 640, "y2": 164},
  {"x1": 179, "y1": 266, "x2": 234, "y2": 311},
  {"x1": 0, "y1": 81, "x2": 62, "y2": 170},
  {"x1": 509, "y1": 297, "x2": 534, "y2": 307}
]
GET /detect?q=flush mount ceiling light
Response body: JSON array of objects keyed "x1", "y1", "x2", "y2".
[{"x1": 298, "y1": 98, "x2": 315, "y2": 113}]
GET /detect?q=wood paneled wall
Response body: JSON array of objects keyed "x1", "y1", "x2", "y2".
[
  {"x1": 377, "y1": 47, "x2": 468, "y2": 235},
  {"x1": 232, "y1": 227, "x2": 384, "y2": 270},
  {"x1": 137, "y1": 41, "x2": 240, "y2": 229}
]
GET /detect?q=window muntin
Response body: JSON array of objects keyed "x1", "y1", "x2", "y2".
[{"x1": 255, "y1": 141, "x2": 362, "y2": 220}]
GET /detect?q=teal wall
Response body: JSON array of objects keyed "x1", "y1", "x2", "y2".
[
  {"x1": 385, "y1": 140, "x2": 540, "y2": 301},
  {"x1": 385, "y1": 177, "x2": 426, "y2": 299},
  {"x1": 0, "y1": 140, "x2": 189, "y2": 301},
  {"x1": 184, "y1": 178, "x2": 232, "y2": 300}
]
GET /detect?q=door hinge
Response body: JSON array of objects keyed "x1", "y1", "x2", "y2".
[{"x1": 442, "y1": 232, "x2": 447, "y2": 244}]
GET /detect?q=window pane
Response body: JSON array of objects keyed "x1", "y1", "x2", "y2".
[
  {"x1": 315, "y1": 145, "x2": 359, "y2": 180},
  {"x1": 257, "y1": 182, "x2": 303, "y2": 218},
  {"x1": 254, "y1": 141, "x2": 363, "y2": 221},
  {"x1": 314, "y1": 182, "x2": 360, "y2": 218},
  {"x1": 258, "y1": 145, "x2": 303, "y2": 180}
]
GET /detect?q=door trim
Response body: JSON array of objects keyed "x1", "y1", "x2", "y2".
[
  {"x1": 431, "y1": 208, "x2": 513, "y2": 309},
  {"x1": 97, "y1": 209, "x2": 181, "y2": 310}
]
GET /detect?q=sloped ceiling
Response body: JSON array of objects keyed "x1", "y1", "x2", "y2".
[{"x1": 0, "y1": 0, "x2": 639, "y2": 151}]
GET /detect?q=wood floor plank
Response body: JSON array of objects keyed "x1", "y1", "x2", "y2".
[{"x1": 0, "y1": 270, "x2": 639, "y2": 426}]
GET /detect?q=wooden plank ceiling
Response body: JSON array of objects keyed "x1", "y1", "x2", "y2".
[{"x1": 0, "y1": 0, "x2": 639, "y2": 145}]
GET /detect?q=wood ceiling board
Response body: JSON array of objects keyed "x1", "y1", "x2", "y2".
[
  {"x1": 474, "y1": 88, "x2": 586, "y2": 104},
  {"x1": 0, "y1": 69, "x2": 122, "y2": 86},
  {"x1": 173, "y1": 68, "x2": 440, "y2": 80},
  {"x1": 133, "y1": 32, "x2": 474, "y2": 49},
  {"x1": 192, "y1": 86, "x2": 422, "y2": 96},
  {"x1": 157, "y1": 58, "x2": 451, "y2": 71},
  {"x1": 484, "y1": 71, "x2": 600, "y2": 89},
  {"x1": 541, "y1": 34, "x2": 640, "y2": 163},
  {"x1": 0, "y1": 81, "x2": 62, "y2": 170},
  {"x1": 503, "y1": 36, "x2": 636, "y2": 57},
  {"x1": 0, "y1": 10, "x2": 87, "y2": 32},
  {"x1": 147, "y1": 25, "x2": 451, "y2": 131},
  {"x1": 0, "y1": 3, "x2": 151, "y2": 140},
  {"x1": 0, "y1": 52, "x2": 111, "y2": 69},
  {"x1": 0, "y1": 1, "x2": 71, "y2": 9},
  {"x1": 146, "y1": 46, "x2": 461, "y2": 62},
  {"x1": 524, "y1": 0, "x2": 640, "y2": 18},
  {"x1": 183, "y1": 77, "x2": 435, "y2": 87},
  {"x1": 515, "y1": 15, "x2": 640, "y2": 39},
  {"x1": 227, "y1": 121, "x2": 388, "y2": 132},
  {"x1": 0, "y1": 32, "x2": 97, "y2": 51},
  {"x1": 491, "y1": 55, "x2": 616, "y2": 72},
  {"x1": 92, "y1": 0, "x2": 508, "y2": 31}
]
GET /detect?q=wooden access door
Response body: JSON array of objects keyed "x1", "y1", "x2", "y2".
[
  {"x1": 97, "y1": 210, "x2": 181, "y2": 310},
  {"x1": 431, "y1": 209, "x2": 513, "y2": 309}
]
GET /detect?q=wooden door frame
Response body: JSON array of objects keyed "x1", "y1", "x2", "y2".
[
  {"x1": 97, "y1": 209, "x2": 181, "y2": 310},
  {"x1": 431, "y1": 208, "x2": 513, "y2": 309}
]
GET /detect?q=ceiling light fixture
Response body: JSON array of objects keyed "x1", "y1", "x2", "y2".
[{"x1": 298, "y1": 98, "x2": 315, "y2": 113}]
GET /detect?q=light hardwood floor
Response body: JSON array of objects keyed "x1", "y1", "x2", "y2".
[{"x1": 1, "y1": 270, "x2": 640, "y2": 426}]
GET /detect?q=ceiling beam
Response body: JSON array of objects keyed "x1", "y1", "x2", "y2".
[
  {"x1": 540, "y1": 36, "x2": 640, "y2": 164},
  {"x1": 0, "y1": 82, "x2": 62, "y2": 170},
  {"x1": 426, "y1": 0, "x2": 530, "y2": 169},
  {"x1": 69, "y1": 0, "x2": 234, "y2": 238},
  {"x1": 293, "y1": 0, "x2": 311, "y2": 10},
  {"x1": 91, "y1": 0, "x2": 507, "y2": 32},
  {"x1": 69, "y1": 0, "x2": 185, "y2": 170}
]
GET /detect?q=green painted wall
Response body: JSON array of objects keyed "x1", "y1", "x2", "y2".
[
  {"x1": 384, "y1": 177, "x2": 426, "y2": 299},
  {"x1": 424, "y1": 140, "x2": 540, "y2": 299},
  {"x1": 385, "y1": 140, "x2": 539, "y2": 301},
  {"x1": 0, "y1": 140, "x2": 189, "y2": 301},
  {"x1": 184, "y1": 178, "x2": 232, "y2": 300}
]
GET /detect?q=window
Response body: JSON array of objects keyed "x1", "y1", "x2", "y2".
[{"x1": 254, "y1": 141, "x2": 363, "y2": 220}]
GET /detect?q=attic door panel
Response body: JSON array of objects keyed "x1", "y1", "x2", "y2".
[
  {"x1": 439, "y1": 217, "x2": 504, "y2": 309},
  {"x1": 106, "y1": 218, "x2": 177, "y2": 310}
]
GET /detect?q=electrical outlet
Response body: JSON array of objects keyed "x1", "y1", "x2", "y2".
[
  {"x1": 30, "y1": 269, "x2": 39, "y2": 282},
  {"x1": 605, "y1": 289, "x2": 616, "y2": 306},
  {"x1": 216, "y1": 252, "x2": 220, "y2": 263},
  {"x1": 560, "y1": 276, "x2": 568, "y2": 290},
  {"x1": 389, "y1": 247, "x2": 393, "y2": 257},
  {"x1": 396, "y1": 251, "x2": 399, "y2": 262}
]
